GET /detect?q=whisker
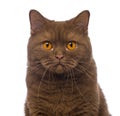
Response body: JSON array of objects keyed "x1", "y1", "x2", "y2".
[
  {"x1": 68, "y1": 70, "x2": 74, "y2": 93},
  {"x1": 71, "y1": 69, "x2": 83, "y2": 97},
  {"x1": 37, "y1": 68, "x2": 48, "y2": 100},
  {"x1": 74, "y1": 64, "x2": 95, "y2": 82},
  {"x1": 65, "y1": 70, "x2": 69, "y2": 85},
  {"x1": 29, "y1": 65, "x2": 41, "y2": 74},
  {"x1": 70, "y1": 68, "x2": 97, "y2": 108}
]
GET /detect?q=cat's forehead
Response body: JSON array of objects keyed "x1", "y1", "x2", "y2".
[
  {"x1": 46, "y1": 21, "x2": 78, "y2": 35},
  {"x1": 32, "y1": 21, "x2": 83, "y2": 42},
  {"x1": 44, "y1": 27, "x2": 78, "y2": 39}
]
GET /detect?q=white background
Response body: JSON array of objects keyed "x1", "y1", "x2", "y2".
[{"x1": 0, "y1": 0, "x2": 119, "y2": 116}]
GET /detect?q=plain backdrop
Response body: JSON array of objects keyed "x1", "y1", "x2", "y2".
[{"x1": 0, "y1": 0, "x2": 120, "y2": 116}]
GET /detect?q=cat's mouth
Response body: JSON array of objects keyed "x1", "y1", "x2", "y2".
[{"x1": 42, "y1": 59, "x2": 77, "y2": 74}]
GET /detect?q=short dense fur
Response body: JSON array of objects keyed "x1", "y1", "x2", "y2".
[{"x1": 25, "y1": 10, "x2": 110, "y2": 116}]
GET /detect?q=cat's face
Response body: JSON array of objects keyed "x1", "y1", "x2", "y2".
[{"x1": 28, "y1": 10, "x2": 92, "y2": 74}]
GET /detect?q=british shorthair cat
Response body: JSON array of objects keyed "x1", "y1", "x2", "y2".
[{"x1": 25, "y1": 9, "x2": 110, "y2": 116}]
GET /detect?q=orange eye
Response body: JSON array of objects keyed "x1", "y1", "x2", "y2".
[
  {"x1": 43, "y1": 41, "x2": 53, "y2": 50},
  {"x1": 67, "y1": 41, "x2": 77, "y2": 50}
]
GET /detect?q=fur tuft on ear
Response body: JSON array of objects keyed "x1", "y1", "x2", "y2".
[{"x1": 29, "y1": 10, "x2": 48, "y2": 34}]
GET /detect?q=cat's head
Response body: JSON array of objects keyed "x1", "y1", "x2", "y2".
[{"x1": 28, "y1": 10, "x2": 92, "y2": 74}]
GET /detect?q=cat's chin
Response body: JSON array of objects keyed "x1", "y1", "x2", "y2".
[
  {"x1": 55, "y1": 64, "x2": 64, "y2": 74},
  {"x1": 49, "y1": 64, "x2": 65, "y2": 74}
]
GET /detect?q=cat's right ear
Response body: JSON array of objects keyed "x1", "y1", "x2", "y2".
[{"x1": 29, "y1": 10, "x2": 47, "y2": 34}]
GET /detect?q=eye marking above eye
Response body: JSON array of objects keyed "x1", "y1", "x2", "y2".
[
  {"x1": 66, "y1": 41, "x2": 77, "y2": 51},
  {"x1": 42, "y1": 41, "x2": 53, "y2": 51}
]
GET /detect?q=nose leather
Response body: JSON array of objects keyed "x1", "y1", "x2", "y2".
[{"x1": 55, "y1": 54, "x2": 64, "y2": 59}]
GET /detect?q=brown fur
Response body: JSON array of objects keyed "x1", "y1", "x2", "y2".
[{"x1": 25, "y1": 10, "x2": 110, "y2": 116}]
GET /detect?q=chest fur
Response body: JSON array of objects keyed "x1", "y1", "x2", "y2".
[{"x1": 27, "y1": 78, "x2": 99, "y2": 115}]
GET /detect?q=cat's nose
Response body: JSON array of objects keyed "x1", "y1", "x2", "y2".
[{"x1": 55, "y1": 54, "x2": 64, "y2": 60}]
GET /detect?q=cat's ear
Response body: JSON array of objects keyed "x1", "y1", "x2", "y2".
[
  {"x1": 71, "y1": 10, "x2": 90, "y2": 34},
  {"x1": 29, "y1": 10, "x2": 48, "y2": 34}
]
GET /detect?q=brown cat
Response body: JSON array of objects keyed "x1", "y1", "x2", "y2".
[{"x1": 25, "y1": 9, "x2": 110, "y2": 116}]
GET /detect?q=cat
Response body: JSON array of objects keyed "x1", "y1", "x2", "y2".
[{"x1": 25, "y1": 9, "x2": 110, "y2": 116}]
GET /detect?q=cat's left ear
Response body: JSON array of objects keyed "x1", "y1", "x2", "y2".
[{"x1": 71, "y1": 10, "x2": 90, "y2": 34}]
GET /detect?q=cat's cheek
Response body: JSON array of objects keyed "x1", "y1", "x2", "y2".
[{"x1": 41, "y1": 62, "x2": 50, "y2": 70}]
